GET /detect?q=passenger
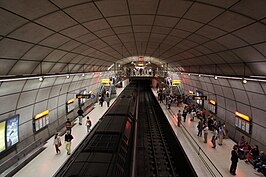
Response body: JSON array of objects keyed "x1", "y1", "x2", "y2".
[
  {"x1": 86, "y1": 116, "x2": 92, "y2": 133},
  {"x1": 182, "y1": 106, "x2": 188, "y2": 122},
  {"x1": 177, "y1": 110, "x2": 182, "y2": 127},
  {"x1": 77, "y1": 108, "x2": 84, "y2": 125},
  {"x1": 211, "y1": 128, "x2": 218, "y2": 148},
  {"x1": 203, "y1": 123, "x2": 209, "y2": 143},
  {"x1": 197, "y1": 119, "x2": 203, "y2": 137},
  {"x1": 247, "y1": 145, "x2": 260, "y2": 161},
  {"x1": 167, "y1": 96, "x2": 171, "y2": 109},
  {"x1": 158, "y1": 92, "x2": 163, "y2": 103},
  {"x1": 242, "y1": 142, "x2": 251, "y2": 162},
  {"x1": 238, "y1": 136, "x2": 246, "y2": 148},
  {"x1": 65, "y1": 130, "x2": 74, "y2": 155},
  {"x1": 106, "y1": 96, "x2": 110, "y2": 107},
  {"x1": 202, "y1": 108, "x2": 206, "y2": 119},
  {"x1": 65, "y1": 118, "x2": 72, "y2": 134},
  {"x1": 99, "y1": 96, "x2": 104, "y2": 107},
  {"x1": 53, "y1": 133, "x2": 61, "y2": 154},
  {"x1": 254, "y1": 151, "x2": 266, "y2": 172},
  {"x1": 230, "y1": 145, "x2": 239, "y2": 175},
  {"x1": 218, "y1": 126, "x2": 224, "y2": 145}
]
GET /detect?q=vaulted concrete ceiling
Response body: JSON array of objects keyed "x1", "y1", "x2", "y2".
[{"x1": 0, "y1": 0, "x2": 266, "y2": 77}]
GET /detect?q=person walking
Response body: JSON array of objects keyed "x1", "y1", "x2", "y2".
[
  {"x1": 65, "y1": 130, "x2": 74, "y2": 155},
  {"x1": 86, "y1": 116, "x2": 92, "y2": 133},
  {"x1": 167, "y1": 96, "x2": 171, "y2": 109},
  {"x1": 197, "y1": 119, "x2": 203, "y2": 137},
  {"x1": 230, "y1": 145, "x2": 239, "y2": 175},
  {"x1": 77, "y1": 108, "x2": 84, "y2": 125},
  {"x1": 99, "y1": 96, "x2": 104, "y2": 107},
  {"x1": 177, "y1": 110, "x2": 182, "y2": 127},
  {"x1": 106, "y1": 95, "x2": 110, "y2": 107},
  {"x1": 53, "y1": 133, "x2": 61, "y2": 154},
  {"x1": 65, "y1": 118, "x2": 72, "y2": 134},
  {"x1": 211, "y1": 128, "x2": 218, "y2": 148},
  {"x1": 203, "y1": 123, "x2": 209, "y2": 143}
]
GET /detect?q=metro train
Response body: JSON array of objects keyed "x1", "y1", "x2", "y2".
[{"x1": 55, "y1": 82, "x2": 138, "y2": 177}]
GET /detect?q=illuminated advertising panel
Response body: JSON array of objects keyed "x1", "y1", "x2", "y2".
[
  {"x1": 0, "y1": 121, "x2": 6, "y2": 153},
  {"x1": 6, "y1": 115, "x2": 19, "y2": 148}
]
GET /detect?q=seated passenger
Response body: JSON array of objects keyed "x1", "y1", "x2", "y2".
[
  {"x1": 246, "y1": 145, "x2": 259, "y2": 162},
  {"x1": 254, "y1": 151, "x2": 266, "y2": 172}
]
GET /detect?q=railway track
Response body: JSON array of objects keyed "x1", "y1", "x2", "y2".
[{"x1": 136, "y1": 82, "x2": 197, "y2": 177}]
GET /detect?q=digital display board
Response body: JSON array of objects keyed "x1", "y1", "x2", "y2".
[
  {"x1": 196, "y1": 91, "x2": 203, "y2": 106},
  {"x1": 6, "y1": 115, "x2": 19, "y2": 148},
  {"x1": 34, "y1": 110, "x2": 49, "y2": 132},
  {"x1": 66, "y1": 98, "x2": 75, "y2": 113},
  {"x1": 208, "y1": 99, "x2": 217, "y2": 114},
  {"x1": 235, "y1": 112, "x2": 251, "y2": 134},
  {"x1": 0, "y1": 121, "x2": 6, "y2": 153}
]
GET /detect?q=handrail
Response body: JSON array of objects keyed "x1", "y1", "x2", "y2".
[{"x1": 168, "y1": 108, "x2": 223, "y2": 177}]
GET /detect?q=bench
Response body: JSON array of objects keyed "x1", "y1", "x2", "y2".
[{"x1": 0, "y1": 138, "x2": 46, "y2": 177}]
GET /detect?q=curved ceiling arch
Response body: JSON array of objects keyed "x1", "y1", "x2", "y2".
[{"x1": 1, "y1": 0, "x2": 266, "y2": 77}]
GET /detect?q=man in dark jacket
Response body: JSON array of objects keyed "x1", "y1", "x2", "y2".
[
  {"x1": 77, "y1": 108, "x2": 84, "y2": 125},
  {"x1": 65, "y1": 130, "x2": 74, "y2": 155},
  {"x1": 230, "y1": 145, "x2": 239, "y2": 175}
]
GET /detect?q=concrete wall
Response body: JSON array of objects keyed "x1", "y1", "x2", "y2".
[
  {"x1": 182, "y1": 75, "x2": 266, "y2": 151},
  {"x1": 0, "y1": 72, "x2": 110, "y2": 160}
]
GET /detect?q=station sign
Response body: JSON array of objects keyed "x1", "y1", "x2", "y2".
[
  {"x1": 101, "y1": 79, "x2": 111, "y2": 84},
  {"x1": 192, "y1": 96, "x2": 207, "y2": 100},
  {"x1": 76, "y1": 94, "x2": 92, "y2": 99},
  {"x1": 172, "y1": 80, "x2": 181, "y2": 85},
  {"x1": 76, "y1": 94, "x2": 95, "y2": 99}
]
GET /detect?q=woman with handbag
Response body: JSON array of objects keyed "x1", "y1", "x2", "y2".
[{"x1": 54, "y1": 132, "x2": 61, "y2": 154}]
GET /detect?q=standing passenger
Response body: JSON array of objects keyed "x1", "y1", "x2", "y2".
[
  {"x1": 177, "y1": 110, "x2": 182, "y2": 127},
  {"x1": 211, "y1": 129, "x2": 218, "y2": 148},
  {"x1": 65, "y1": 131, "x2": 74, "y2": 155},
  {"x1": 230, "y1": 145, "x2": 239, "y2": 175},
  {"x1": 86, "y1": 116, "x2": 92, "y2": 133},
  {"x1": 203, "y1": 123, "x2": 209, "y2": 143},
  {"x1": 218, "y1": 126, "x2": 224, "y2": 145},
  {"x1": 197, "y1": 119, "x2": 203, "y2": 137},
  {"x1": 182, "y1": 106, "x2": 188, "y2": 122}
]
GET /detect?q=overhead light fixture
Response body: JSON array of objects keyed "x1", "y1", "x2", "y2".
[
  {"x1": 66, "y1": 75, "x2": 70, "y2": 79},
  {"x1": 188, "y1": 73, "x2": 191, "y2": 76},
  {"x1": 242, "y1": 78, "x2": 247, "y2": 84},
  {"x1": 82, "y1": 73, "x2": 85, "y2": 77},
  {"x1": 161, "y1": 65, "x2": 164, "y2": 67},
  {"x1": 198, "y1": 74, "x2": 201, "y2": 77},
  {"x1": 214, "y1": 76, "x2": 218, "y2": 80},
  {"x1": 39, "y1": 77, "x2": 44, "y2": 82}
]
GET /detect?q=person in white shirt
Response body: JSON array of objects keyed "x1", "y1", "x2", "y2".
[
  {"x1": 203, "y1": 123, "x2": 209, "y2": 143},
  {"x1": 53, "y1": 133, "x2": 61, "y2": 154}
]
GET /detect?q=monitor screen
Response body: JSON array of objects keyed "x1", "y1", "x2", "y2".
[
  {"x1": 6, "y1": 115, "x2": 19, "y2": 148},
  {"x1": 0, "y1": 121, "x2": 6, "y2": 153}
]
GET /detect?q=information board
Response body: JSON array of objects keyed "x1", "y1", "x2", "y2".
[{"x1": 235, "y1": 112, "x2": 251, "y2": 134}]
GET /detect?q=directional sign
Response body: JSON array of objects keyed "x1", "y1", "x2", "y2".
[
  {"x1": 76, "y1": 94, "x2": 91, "y2": 99},
  {"x1": 192, "y1": 96, "x2": 207, "y2": 100}
]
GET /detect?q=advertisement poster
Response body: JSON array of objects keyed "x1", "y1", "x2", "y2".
[
  {"x1": 0, "y1": 121, "x2": 6, "y2": 153},
  {"x1": 6, "y1": 116, "x2": 19, "y2": 148}
]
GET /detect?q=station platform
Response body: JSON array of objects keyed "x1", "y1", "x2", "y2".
[
  {"x1": 151, "y1": 88, "x2": 264, "y2": 177},
  {"x1": 13, "y1": 87, "x2": 125, "y2": 177},
  {"x1": 12, "y1": 86, "x2": 263, "y2": 177}
]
